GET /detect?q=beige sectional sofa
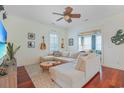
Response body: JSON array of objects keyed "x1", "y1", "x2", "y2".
[
  {"x1": 40, "y1": 51, "x2": 82, "y2": 63},
  {"x1": 40, "y1": 51, "x2": 101, "y2": 88},
  {"x1": 49, "y1": 53, "x2": 101, "y2": 88}
]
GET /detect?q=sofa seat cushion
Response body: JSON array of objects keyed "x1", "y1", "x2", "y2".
[
  {"x1": 49, "y1": 63, "x2": 85, "y2": 87},
  {"x1": 44, "y1": 56, "x2": 55, "y2": 61},
  {"x1": 44, "y1": 56, "x2": 76, "y2": 63},
  {"x1": 54, "y1": 57, "x2": 76, "y2": 62}
]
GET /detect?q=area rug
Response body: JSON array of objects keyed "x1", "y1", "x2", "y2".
[{"x1": 25, "y1": 63, "x2": 60, "y2": 88}]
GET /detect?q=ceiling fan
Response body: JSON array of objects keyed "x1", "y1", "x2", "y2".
[
  {"x1": 0, "y1": 5, "x2": 7, "y2": 20},
  {"x1": 52, "y1": 7, "x2": 81, "y2": 23}
]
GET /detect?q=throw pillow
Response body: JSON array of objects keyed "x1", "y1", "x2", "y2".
[
  {"x1": 75, "y1": 54, "x2": 86, "y2": 71},
  {"x1": 61, "y1": 51, "x2": 69, "y2": 57},
  {"x1": 53, "y1": 51, "x2": 62, "y2": 57},
  {"x1": 48, "y1": 52, "x2": 53, "y2": 56},
  {"x1": 69, "y1": 52, "x2": 80, "y2": 59}
]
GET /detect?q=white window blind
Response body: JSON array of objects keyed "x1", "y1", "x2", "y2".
[
  {"x1": 78, "y1": 35, "x2": 92, "y2": 51},
  {"x1": 50, "y1": 33, "x2": 59, "y2": 51},
  {"x1": 83, "y1": 35, "x2": 92, "y2": 50}
]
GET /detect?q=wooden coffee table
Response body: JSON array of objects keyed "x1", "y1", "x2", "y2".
[
  {"x1": 40, "y1": 61, "x2": 66, "y2": 72},
  {"x1": 40, "y1": 61, "x2": 53, "y2": 72}
]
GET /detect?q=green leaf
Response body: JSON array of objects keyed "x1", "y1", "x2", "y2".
[{"x1": 6, "y1": 42, "x2": 20, "y2": 60}]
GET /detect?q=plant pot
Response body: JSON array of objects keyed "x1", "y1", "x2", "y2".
[{"x1": 3, "y1": 58, "x2": 16, "y2": 66}]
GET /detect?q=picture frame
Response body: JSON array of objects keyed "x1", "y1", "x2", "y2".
[
  {"x1": 28, "y1": 33, "x2": 35, "y2": 40},
  {"x1": 28, "y1": 41, "x2": 35, "y2": 48},
  {"x1": 68, "y1": 38, "x2": 74, "y2": 46}
]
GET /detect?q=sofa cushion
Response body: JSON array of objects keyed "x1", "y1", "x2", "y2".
[
  {"x1": 53, "y1": 51, "x2": 62, "y2": 57},
  {"x1": 55, "y1": 56, "x2": 76, "y2": 62},
  {"x1": 75, "y1": 54, "x2": 86, "y2": 71},
  {"x1": 48, "y1": 51, "x2": 53, "y2": 56},
  {"x1": 75, "y1": 53, "x2": 96, "y2": 71},
  {"x1": 44, "y1": 56, "x2": 55, "y2": 61},
  {"x1": 61, "y1": 51, "x2": 70, "y2": 57},
  {"x1": 40, "y1": 57, "x2": 47, "y2": 63},
  {"x1": 49, "y1": 63, "x2": 85, "y2": 88},
  {"x1": 69, "y1": 52, "x2": 80, "y2": 59}
]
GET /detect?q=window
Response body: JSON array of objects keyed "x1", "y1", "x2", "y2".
[
  {"x1": 50, "y1": 33, "x2": 59, "y2": 51},
  {"x1": 79, "y1": 35, "x2": 92, "y2": 51},
  {"x1": 78, "y1": 33, "x2": 102, "y2": 51},
  {"x1": 83, "y1": 35, "x2": 92, "y2": 50},
  {"x1": 96, "y1": 35, "x2": 102, "y2": 50}
]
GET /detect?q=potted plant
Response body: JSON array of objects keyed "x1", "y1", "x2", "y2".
[{"x1": 6, "y1": 42, "x2": 20, "y2": 65}]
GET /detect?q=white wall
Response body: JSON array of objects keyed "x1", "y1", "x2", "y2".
[
  {"x1": 67, "y1": 13, "x2": 124, "y2": 70},
  {"x1": 4, "y1": 15, "x2": 68, "y2": 66}
]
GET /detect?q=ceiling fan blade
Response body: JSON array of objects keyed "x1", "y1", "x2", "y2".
[
  {"x1": 64, "y1": 7, "x2": 73, "y2": 14},
  {"x1": 70, "y1": 14, "x2": 81, "y2": 18},
  {"x1": 53, "y1": 12, "x2": 64, "y2": 16},
  {"x1": 56, "y1": 17, "x2": 63, "y2": 21},
  {"x1": 3, "y1": 11, "x2": 7, "y2": 20},
  {"x1": 0, "y1": 5, "x2": 5, "y2": 12},
  {"x1": 66, "y1": 18, "x2": 72, "y2": 23}
]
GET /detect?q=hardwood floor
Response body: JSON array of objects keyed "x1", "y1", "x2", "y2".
[
  {"x1": 17, "y1": 66, "x2": 35, "y2": 88},
  {"x1": 83, "y1": 66, "x2": 124, "y2": 88},
  {"x1": 17, "y1": 66, "x2": 124, "y2": 88}
]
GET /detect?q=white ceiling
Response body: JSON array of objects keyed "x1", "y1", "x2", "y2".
[{"x1": 4, "y1": 5, "x2": 124, "y2": 29}]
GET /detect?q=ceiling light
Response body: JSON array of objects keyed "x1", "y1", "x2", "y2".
[{"x1": 64, "y1": 15, "x2": 70, "y2": 20}]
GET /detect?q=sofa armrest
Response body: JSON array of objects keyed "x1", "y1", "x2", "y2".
[
  {"x1": 40, "y1": 57, "x2": 47, "y2": 63},
  {"x1": 85, "y1": 56, "x2": 100, "y2": 81}
]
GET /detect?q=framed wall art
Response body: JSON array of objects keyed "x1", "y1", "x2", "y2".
[
  {"x1": 28, "y1": 33, "x2": 35, "y2": 40},
  {"x1": 28, "y1": 41, "x2": 35, "y2": 48},
  {"x1": 68, "y1": 38, "x2": 74, "y2": 46}
]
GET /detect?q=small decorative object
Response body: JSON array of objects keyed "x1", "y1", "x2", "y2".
[
  {"x1": 68, "y1": 38, "x2": 74, "y2": 46},
  {"x1": 28, "y1": 33, "x2": 35, "y2": 40},
  {"x1": 0, "y1": 66, "x2": 7, "y2": 76},
  {"x1": 111, "y1": 29, "x2": 124, "y2": 45},
  {"x1": 40, "y1": 36, "x2": 46, "y2": 50},
  {"x1": 28, "y1": 41, "x2": 35, "y2": 48},
  {"x1": 0, "y1": 5, "x2": 7, "y2": 20},
  {"x1": 61, "y1": 38, "x2": 64, "y2": 48},
  {"x1": 7, "y1": 42, "x2": 20, "y2": 65}
]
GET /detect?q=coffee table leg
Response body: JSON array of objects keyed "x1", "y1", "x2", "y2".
[{"x1": 41, "y1": 67, "x2": 44, "y2": 72}]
